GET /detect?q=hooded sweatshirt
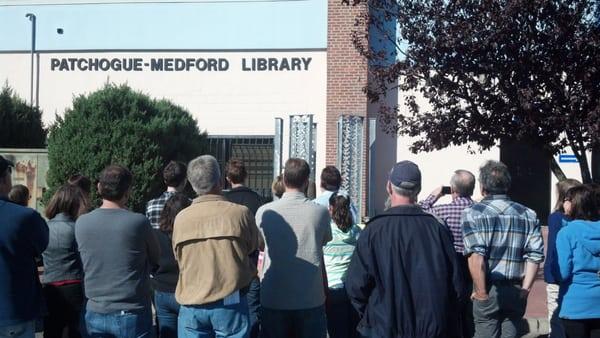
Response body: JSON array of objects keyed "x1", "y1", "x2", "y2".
[{"x1": 556, "y1": 219, "x2": 600, "y2": 319}]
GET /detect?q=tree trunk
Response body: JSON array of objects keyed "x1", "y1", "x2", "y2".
[
  {"x1": 576, "y1": 151, "x2": 593, "y2": 184},
  {"x1": 592, "y1": 147, "x2": 600, "y2": 183},
  {"x1": 549, "y1": 156, "x2": 567, "y2": 182}
]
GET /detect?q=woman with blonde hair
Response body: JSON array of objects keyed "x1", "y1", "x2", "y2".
[{"x1": 544, "y1": 178, "x2": 581, "y2": 338}]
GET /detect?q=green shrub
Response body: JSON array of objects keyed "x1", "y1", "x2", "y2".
[
  {"x1": 0, "y1": 84, "x2": 46, "y2": 148},
  {"x1": 46, "y1": 83, "x2": 207, "y2": 212}
]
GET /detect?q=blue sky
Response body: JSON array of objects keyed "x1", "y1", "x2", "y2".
[{"x1": 0, "y1": 0, "x2": 327, "y2": 51}]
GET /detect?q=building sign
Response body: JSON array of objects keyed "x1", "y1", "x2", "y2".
[
  {"x1": 50, "y1": 57, "x2": 313, "y2": 72},
  {"x1": 558, "y1": 154, "x2": 578, "y2": 163}
]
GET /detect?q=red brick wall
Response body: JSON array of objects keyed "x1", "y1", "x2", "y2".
[{"x1": 327, "y1": 0, "x2": 369, "y2": 218}]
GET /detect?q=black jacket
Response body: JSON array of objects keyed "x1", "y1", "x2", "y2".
[
  {"x1": 151, "y1": 229, "x2": 179, "y2": 293},
  {"x1": 345, "y1": 205, "x2": 466, "y2": 338},
  {"x1": 224, "y1": 186, "x2": 263, "y2": 216}
]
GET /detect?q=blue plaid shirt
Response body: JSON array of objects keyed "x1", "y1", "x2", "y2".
[
  {"x1": 462, "y1": 195, "x2": 544, "y2": 281},
  {"x1": 146, "y1": 191, "x2": 176, "y2": 229}
]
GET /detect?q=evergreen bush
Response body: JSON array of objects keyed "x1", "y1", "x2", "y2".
[
  {"x1": 0, "y1": 84, "x2": 46, "y2": 148},
  {"x1": 46, "y1": 83, "x2": 207, "y2": 212}
]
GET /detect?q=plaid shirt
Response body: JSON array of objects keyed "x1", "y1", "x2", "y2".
[
  {"x1": 146, "y1": 191, "x2": 176, "y2": 229},
  {"x1": 462, "y1": 195, "x2": 544, "y2": 281},
  {"x1": 419, "y1": 195, "x2": 474, "y2": 253}
]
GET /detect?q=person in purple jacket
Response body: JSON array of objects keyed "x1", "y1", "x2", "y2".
[{"x1": 544, "y1": 178, "x2": 581, "y2": 338}]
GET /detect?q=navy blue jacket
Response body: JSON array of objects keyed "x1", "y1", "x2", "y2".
[
  {"x1": 0, "y1": 196, "x2": 49, "y2": 326},
  {"x1": 345, "y1": 205, "x2": 466, "y2": 338},
  {"x1": 544, "y1": 211, "x2": 566, "y2": 284}
]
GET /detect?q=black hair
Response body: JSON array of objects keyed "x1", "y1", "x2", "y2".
[
  {"x1": 98, "y1": 165, "x2": 133, "y2": 201},
  {"x1": 565, "y1": 185, "x2": 600, "y2": 221},
  {"x1": 159, "y1": 193, "x2": 191, "y2": 233}
]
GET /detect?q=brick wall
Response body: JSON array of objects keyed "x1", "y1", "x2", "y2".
[{"x1": 326, "y1": 0, "x2": 369, "y2": 218}]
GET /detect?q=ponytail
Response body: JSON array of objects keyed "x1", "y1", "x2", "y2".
[{"x1": 329, "y1": 192, "x2": 353, "y2": 233}]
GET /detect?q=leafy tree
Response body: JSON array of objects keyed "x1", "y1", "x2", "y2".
[
  {"x1": 0, "y1": 84, "x2": 46, "y2": 148},
  {"x1": 46, "y1": 83, "x2": 207, "y2": 212},
  {"x1": 348, "y1": 0, "x2": 600, "y2": 182}
]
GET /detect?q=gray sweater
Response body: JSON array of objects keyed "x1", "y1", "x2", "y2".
[
  {"x1": 75, "y1": 208, "x2": 160, "y2": 313},
  {"x1": 256, "y1": 192, "x2": 332, "y2": 310}
]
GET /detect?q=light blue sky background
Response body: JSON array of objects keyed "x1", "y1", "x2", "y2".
[{"x1": 0, "y1": 0, "x2": 326, "y2": 51}]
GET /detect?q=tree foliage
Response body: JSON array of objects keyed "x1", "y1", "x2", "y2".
[
  {"x1": 349, "y1": 0, "x2": 600, "y2": 182},
  {"x1": 46, "y1": 83, "x2": 207, "y2": 212},
  {"x1": 0, "y1": 84, "x2": 46, "y2": 148}
]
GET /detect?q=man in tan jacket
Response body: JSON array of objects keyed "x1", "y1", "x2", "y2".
[{"x1": 173, "y1": 155, "x2": 262, "y2": 338}]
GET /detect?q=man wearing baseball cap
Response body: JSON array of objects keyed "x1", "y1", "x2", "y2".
[
  {"x1": 345, "y1": 160, "x2": 466, "y2": 338},
  {"x1": 0, "y1": 155, "x2": 49, "y2": 338}
]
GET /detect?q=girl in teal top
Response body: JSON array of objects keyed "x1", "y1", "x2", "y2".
[{"x1": 323, "y1": 191, "x2": 361, "y2": 338}]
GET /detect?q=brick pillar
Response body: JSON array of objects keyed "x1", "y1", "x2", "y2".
[{"x1": 327, "y1": 1, "x2": 369, "y2": 218}]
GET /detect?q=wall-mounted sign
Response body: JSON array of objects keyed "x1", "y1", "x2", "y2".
[
  {"x1": 50, "y1": 57, "x2": 312, "y2": 72},
  {"x1": 558, "y1": 154, "x2": 578, "y2": 163}
]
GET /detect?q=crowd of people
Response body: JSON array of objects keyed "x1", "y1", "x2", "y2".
[{"x1": 1, "y1": 153, "x2": 599, "y2": 338}]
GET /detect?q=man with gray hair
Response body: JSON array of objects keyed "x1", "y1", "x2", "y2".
[
  {"x1": 462, "y1": 160, "x2": 544, "y2": 338},
  {"x1": 173, "y1": 155, "x2": 262, "y2": 338},
  {"x1": 419, "y1": 169, "x2": 476, "y2": 253},
  {"x1": 419, "y1": 170, "x2": 476, "y2": 338},
  {"x1": 346, "y1": 160, "x2": 465, "y2": 338}
]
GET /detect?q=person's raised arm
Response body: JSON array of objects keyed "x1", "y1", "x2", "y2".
[{"x1": 418, "y1": 186, "x2": 444, "y2": 211}]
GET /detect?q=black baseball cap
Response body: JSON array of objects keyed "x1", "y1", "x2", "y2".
[
  {"x1": 0, "y1": 155, "x2": 14, "y2": 175},
  {"x1": 389, "y1": 160, "x2": 421, "y2": 189}
]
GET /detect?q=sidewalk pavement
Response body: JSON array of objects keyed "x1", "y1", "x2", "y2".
[{"x1": 520, "y1": 226, "x2": 550, "y2": 338}]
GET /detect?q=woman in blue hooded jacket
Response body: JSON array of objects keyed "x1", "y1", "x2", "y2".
[{"x1": 557, "y1": 184, "x2": 600, "y2": 338}]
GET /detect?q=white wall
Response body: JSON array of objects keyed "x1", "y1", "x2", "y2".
[{"x1": 0, "y1": 51, "x2": 328, "y2": 185}]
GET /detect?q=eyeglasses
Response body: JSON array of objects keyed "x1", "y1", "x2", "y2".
[{"x1": 563, "y1": 197, "x2": 572, "y2": 202}]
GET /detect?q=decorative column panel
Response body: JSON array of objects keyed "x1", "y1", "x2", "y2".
[
  {"x1": 337, "y1": 115, "x2": 365, "y2": 218},
  {"x1": 273, "y1": 118, "x2": 284, "y2": 178},
  {"x1": 289, "y1": 114, "x2": 316, "y2": 180}
]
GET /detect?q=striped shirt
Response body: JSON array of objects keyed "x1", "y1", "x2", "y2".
[
  {"x1": 462, "y1": 195, "x2": 544, "y2": 281},
  {"x1": 419, "y1": 195, "x2": 473, "y2": 253},
  {"x1": 323, "y1": 223, "x2": 361, "y2": 288}
]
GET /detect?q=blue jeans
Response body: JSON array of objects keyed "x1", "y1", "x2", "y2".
[
  {"x1": 154, "y1": 291, "x2": 180, "y2": 338},
  {"x1": 178, "y1": 295, "x2": 249, "y2": 338},
  {"x1": 81, "y1": 307, "x2": 152, "y2": 338},
  {"x1": 0, "y1": 321, "x2": 35, "y2": 338},
  {"x1": 260, "y1": 305, "x2": 326, "y2": 338}
]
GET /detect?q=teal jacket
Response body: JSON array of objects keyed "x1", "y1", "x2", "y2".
[{"x1": 557, "y1": 219, "x2": 600, "y2": 319}]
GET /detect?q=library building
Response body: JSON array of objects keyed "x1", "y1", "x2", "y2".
[{"x1": 0, "y1": 0, "x2": 580, "y2": 219}]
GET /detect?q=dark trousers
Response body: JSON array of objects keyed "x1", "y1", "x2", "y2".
[
  {"x1": 43, "y1": 283, "x2": 84, "y2": 338},
  {"x1": 562, "y1": 318, "x2": 600, "y2": 338},
  {"x1": 326, "y1": 287, "x2": 360, "y2": 338},
  {"x1": 458, "y1": 253, "x2": 474, "y2": 338},
  {"x1": 260, "y1": 305, "x2": 326, "y2": 338},
  {"x1": 247, "y1": 277, "x2": 261, "y2": 338}
]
